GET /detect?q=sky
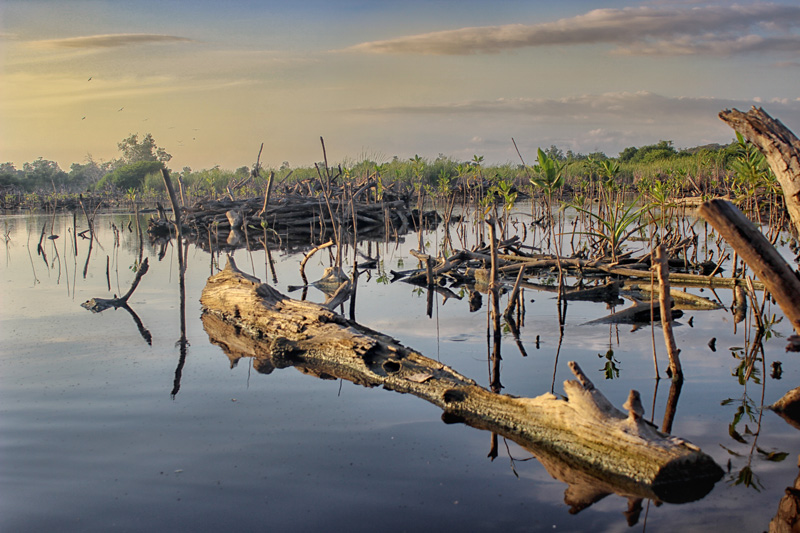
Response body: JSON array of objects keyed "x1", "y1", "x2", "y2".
[{"x1": 2, "y1": 0, "x2": 800, "y2": 172}]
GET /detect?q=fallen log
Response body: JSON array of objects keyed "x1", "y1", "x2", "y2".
[
  {"x1": 622, "y1": 282, "x2": 722, "y2": 311},
  {"x1": 201, "y1": 258, "x2": 722, "y2": 502},
  {"x1": 698, "y1": 199, "x2": 800, "y2": 333}
]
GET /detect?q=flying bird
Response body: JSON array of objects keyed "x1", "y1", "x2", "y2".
[
  {"x1": 118, "y1": 107, "x2": 124, "y2": 112},
  {"x1": 88, "y1": 77, "x2": 92, "y2": 81}
]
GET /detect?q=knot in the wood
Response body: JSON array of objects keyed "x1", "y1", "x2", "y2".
[
  {"x1": 623, "y1": 390, "x2": 645, "y2": 422},
  {"x1": 269, "y1": 336, "x2": 301, "y2": 365}
]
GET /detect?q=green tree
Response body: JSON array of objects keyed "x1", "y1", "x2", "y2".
[
  {"x1": 22, "y1": 158, "x2": 68, "y2": 190},
  {"x1": 96, "y1": 160, "x2": 165, "y2": 191},
  {"x1": 633, "y1": 141, "x2": 677, "y2": 163},
  {"x1": 544, "y1": 145, "x2": 565, "y2": 162},
  {"x1": 0, "y1": 163, "x2": 22, "y2": 190},
  {"x1": 618, "y1": 146, "x2": 638, "y2": 163},
  {"x1": 115, "y1": 133, "x2": 172, "y2": 166}
]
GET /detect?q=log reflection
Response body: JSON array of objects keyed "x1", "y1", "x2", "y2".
[{"x1": 203, "y1": 310, "x2": 721, "y2": 514}]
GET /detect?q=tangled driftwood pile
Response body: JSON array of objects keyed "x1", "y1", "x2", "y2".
[{"x1": 147, "y1": 192, "x2": 441, "y2": 250}]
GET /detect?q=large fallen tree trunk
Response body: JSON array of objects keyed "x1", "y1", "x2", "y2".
[{"x1": 201, "y1": 258, "x2": 722, "y2": 503}]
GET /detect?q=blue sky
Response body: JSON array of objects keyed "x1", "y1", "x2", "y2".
[{"x1": 2, "y1": 0, "x2": 800, "y2": 171}]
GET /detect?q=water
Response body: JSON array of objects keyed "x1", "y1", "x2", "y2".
[{"x1": 1, "y1": 210, "x2": 799, "y2": 532}]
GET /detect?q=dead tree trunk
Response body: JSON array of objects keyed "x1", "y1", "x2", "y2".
[
  {"x1": 719, "y1": 107, "x2": 800, "y2": 235},
  {"x1": 698, "y1": 199, "x2": 800, "y2": 333},
  {"x1": 201, "y1": 258, "x2": 722, "y2": 502}
]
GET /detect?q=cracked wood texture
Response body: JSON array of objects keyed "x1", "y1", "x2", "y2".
[
  {"x1": 200, "y1": 258, "x2": 722, "y2": 503},
  {"x1": 719, "y1": 107, "x2": 800, "y2": 235}
]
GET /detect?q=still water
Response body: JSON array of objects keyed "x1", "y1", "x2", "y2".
[{"x1": 1, "y1": 210, "x2": 799, "y2": 532}]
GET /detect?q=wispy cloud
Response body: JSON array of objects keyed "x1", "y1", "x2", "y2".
[
  {"x1": 32, "y1": 33, "x2": 196, "y2": 49},
  {"x1": 352, "y1": 91, "x2": 800, "y2": 124},
  {"x1": 347, "y1": 4, "x2": 800, "y2": 56}
]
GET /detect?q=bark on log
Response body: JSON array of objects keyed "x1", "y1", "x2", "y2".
[
  {"x1": 698, "y1": 199, "x2": 800, "y2": 333},
  {"x1": 719, "y1": 107, "x2": 800, "y2": 235},
  {"x1": 201, "y1": 258, "x2": 722, "y2": 502}
]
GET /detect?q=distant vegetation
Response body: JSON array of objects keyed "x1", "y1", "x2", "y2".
[{"x1": 0, "y1": 131, "x2": 766, "y2": 210}]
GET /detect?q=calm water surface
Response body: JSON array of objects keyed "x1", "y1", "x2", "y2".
[{"x1": 1, "y1": 210, "x2": 799, "y2": 532}]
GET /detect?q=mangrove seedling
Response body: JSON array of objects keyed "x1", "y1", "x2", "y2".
[{"x1": 568, "y1": 195, "x2": 647, "y2": 262}]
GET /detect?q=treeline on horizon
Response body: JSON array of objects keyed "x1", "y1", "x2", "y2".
[{"x1": 0, "y1": 132, "x2": 752, "y2": 200}]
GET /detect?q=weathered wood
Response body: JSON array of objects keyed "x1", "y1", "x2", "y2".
[
  {"x1": 82, "y1": 258, "x2": 150, "y2": 313},
  {"x1": 622, "y1": 282, "x2": 722, "y2": 310},
  {"x1": 81, "y1": 257, "x2": 152, "y2": 345},
  {"x1": 719, "y1": 107, "x2": 800, "y2": 235},
  {"x1": 201, "y1": 258, "x2": 722, "y2": 500},
  {"x1": 583, "y1": 300, "x2": 682, "y2": 326},
  {"x1": 656, "y1": 246, "x2": 683, "y2": 381},
  {"x1": 698, "y1": 199, "x2": 800, "y2": 333},
  {"x1": 601, "y1": 264, "x2": 764, "y2": 289}
]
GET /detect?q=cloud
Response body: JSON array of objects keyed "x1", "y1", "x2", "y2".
[
  {"x1": 614, "y1": 34, "x2": 800, "y2": 55},
  {"x1": 351, "y1": 91, "x2": 800, "y2": 126},
  {"x1": 32, "y1": 33, "x2": 196, "y2": 49},
  {"x1": 347, "y1": 4, "x2": 800, "y2": 56}
]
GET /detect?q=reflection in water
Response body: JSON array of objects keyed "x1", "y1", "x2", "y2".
[
  {"x1": 661, "y1": 378, "x2": 684, "y2": 435},
  {"x1": 81, "y1": 257, "x2": 153, "y2": 345},
  {"x1": 769, "y1": 387, "x2": 800, "y2": 530},
  {"x1": 7, "y1": 203, "x2": 800, "y2": 530},
  {"x1": 171, "y1": 249, "x2": 189, "y2": 398},
  {"x1": 723, "y1": 294, "x2": 790, "y2": 494},
  {"x1": 163, "y1": 169, "x2": 190, "y2": 399},
  {"x1": 201, "y1": 305, "x2": 721, "y2": 517}
]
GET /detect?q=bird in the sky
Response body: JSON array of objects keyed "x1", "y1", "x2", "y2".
[
  {"x1": 118, "y1": 107, "x2": 124, "y2": 112},
  {"x1": 88, "y1": 77, "x2": 92, "y2": 81},
  {"x1": 81, "y1": 116, "x2": 86, "y2": 120}
]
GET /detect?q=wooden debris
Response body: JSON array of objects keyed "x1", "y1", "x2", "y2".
[
  {"x1": 698, "y1": 199, "x2": 800, "y2": 333},
  {"x1": 623, "y1": 283, "x2": 722, "y2": 310},
  {"x1": 82, "y1": 257, "x2": 149, "y2": 313},
  {"x1": 148, "y1": 190, "x2": 441, "y2": 249},
  {"x1": 583, "y1": 300, "x2": 682, "y2": 326},
  {"x1": 201, "y1": 258, "x2": 723, "y2": 502},
  {"x1": 81, "y1": 257, "x2": 152, "y2": 345},
  {"x1": 656, "y1": 245, "x2": 683, "y2": 381},
  {"x1": 719, "y1": 107, "x2": 800, "y2": 236}
]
